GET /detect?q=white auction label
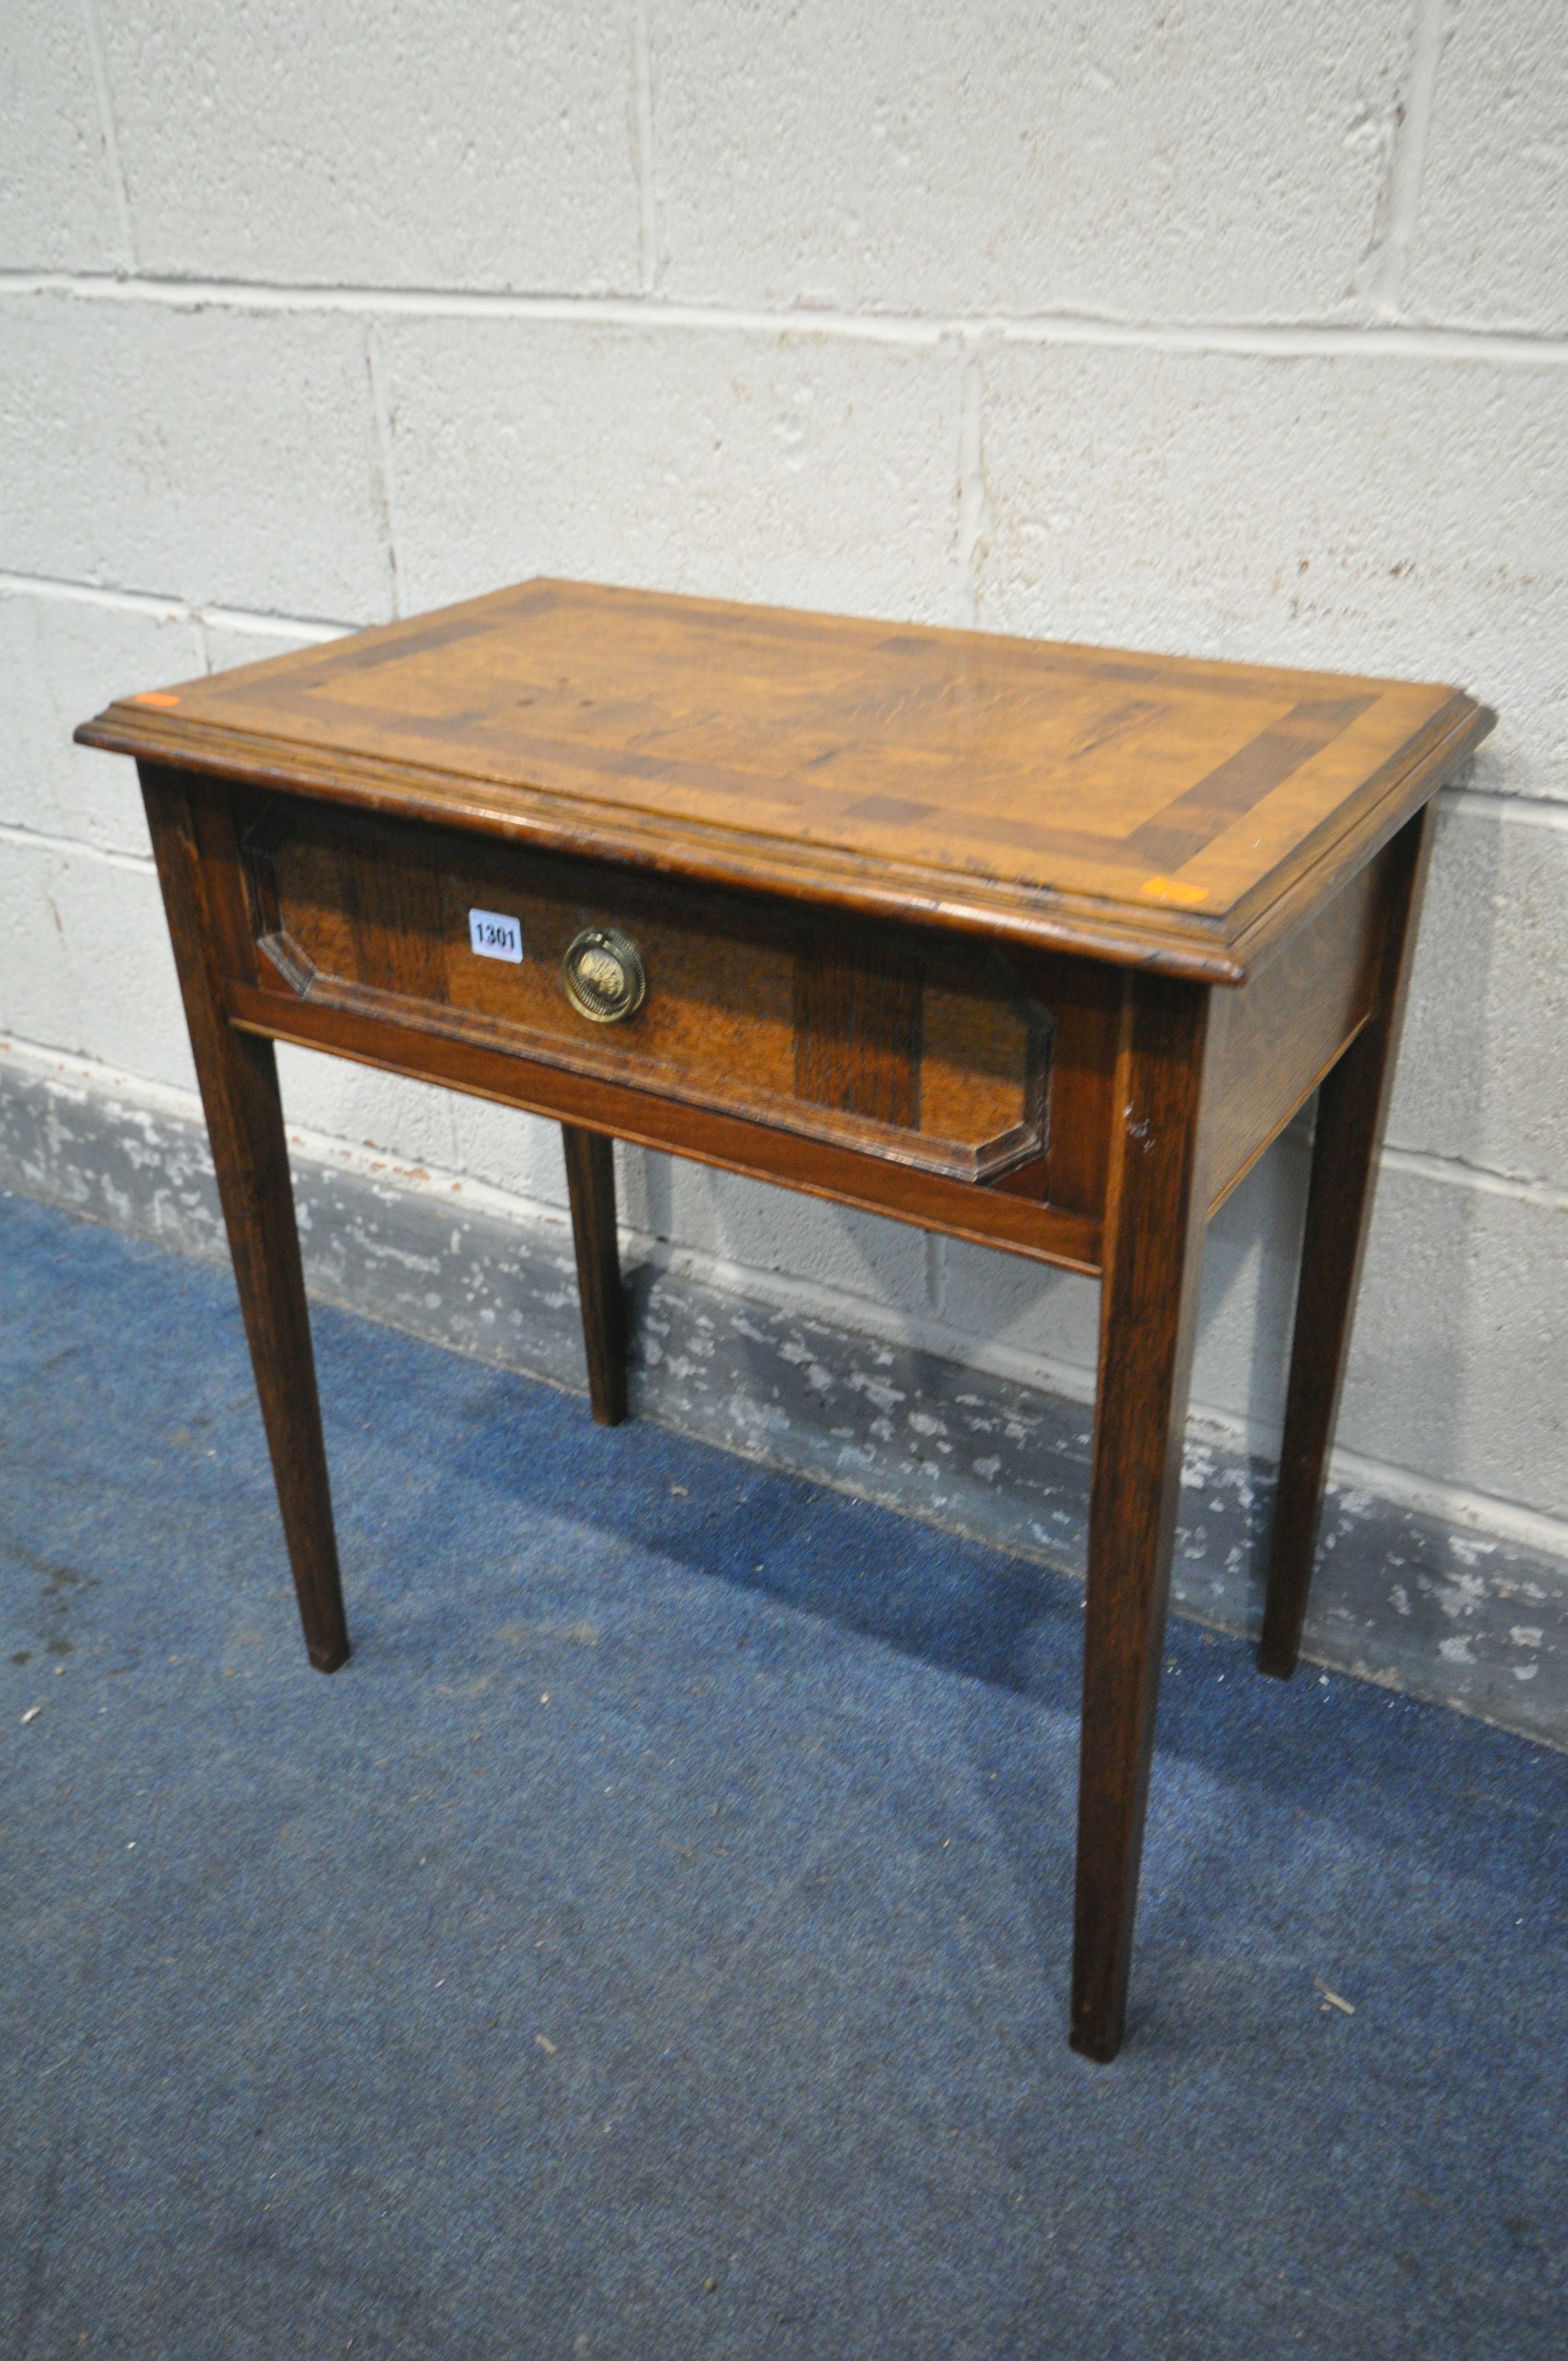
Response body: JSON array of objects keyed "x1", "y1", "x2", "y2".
[{"x1": 468, "y1": 908, "x2": 523, "y2": 964}]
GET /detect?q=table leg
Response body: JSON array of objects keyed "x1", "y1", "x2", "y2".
[
  {"x1": 1258, "y1": 806, "x2": 1437, "y2": 1680},
  {"x1": 562, "y1": 1125, "x2": 628, "y2": 1426},
  {"x1": 140, "y1": 766, "x2": 349, "y2": 1672},
  {"x1": 1071, "y1": 973, "x2": 1219, "y2": 2062}
]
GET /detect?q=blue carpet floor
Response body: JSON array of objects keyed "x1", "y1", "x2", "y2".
[{"x1": 2, "y1": 1187, "x2": 1565, "y2": 2359}]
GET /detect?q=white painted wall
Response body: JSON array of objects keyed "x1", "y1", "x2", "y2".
[{"x1": 2, "y1": 1, "x2": 1564, "y2": 1536}]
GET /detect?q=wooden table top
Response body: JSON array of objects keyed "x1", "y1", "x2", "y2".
[{"x1": 79, "y1": 577, "x2": 1491, "y2": 984}]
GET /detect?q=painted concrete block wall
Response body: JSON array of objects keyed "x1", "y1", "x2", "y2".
[{"x1": 2, "y1": 0, "x2": 1564, "y2": 1547}]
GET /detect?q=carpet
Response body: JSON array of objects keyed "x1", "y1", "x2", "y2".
[{"x1": 2, "y1": 1188, "x2": 1564, "y2": 2358}]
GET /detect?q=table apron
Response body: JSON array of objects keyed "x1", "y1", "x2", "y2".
[{"x1": 224, "y1": 980, "x2": 1106, "y2": 1275}]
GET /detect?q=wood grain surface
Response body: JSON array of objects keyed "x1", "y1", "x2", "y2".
[
  {"x1": 86, "y1": 588, "x2": 1475, "y2": 2061},
  {"x1": 562, "y1": 1123, "x2": 628, "y2": 1428},
  {"x1": 1257, "y1": 806, "x2": 1438, "y2": 1680},
  {"x1": 244, "y1": 795, "x2": 1052, "y2": 1183},
  {"x1": 78, "y1": 578, "x2": 1493, "y2": 984},
  {"x1": 221, "y1": 972, "x2": 1104, "y2": 1271},
  {"x1": 1204, "y1": 840, "x2": 1392, "y2": 1211},
  {"x1": 1072, "y1": 970, "x2": 1224, "y2": 2061},
  {"x1": 139, "y1": 763, "x2": 350, "y2": 1673}
]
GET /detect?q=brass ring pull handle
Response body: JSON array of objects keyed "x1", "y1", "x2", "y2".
[{"x1": 562, "y1": 926, "x2": 647, "y2": 1024}]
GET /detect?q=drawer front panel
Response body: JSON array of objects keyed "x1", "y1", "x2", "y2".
[{"x1": 244, "y1": 799, "x2": 1050, "y2": 1182}]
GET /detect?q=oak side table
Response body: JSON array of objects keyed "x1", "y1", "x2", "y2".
[{"x1": 79, "y1": 579, "x2": 1492, "y2": 2061}]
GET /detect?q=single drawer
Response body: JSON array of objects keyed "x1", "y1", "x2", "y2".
[{"x1": 243, "y1": 798, "x2": 1052, "y2": 1183}]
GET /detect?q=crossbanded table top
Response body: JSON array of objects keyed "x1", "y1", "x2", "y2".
[{"x1": 79, "y1": 577, "x2": 1491, "y2": 984}]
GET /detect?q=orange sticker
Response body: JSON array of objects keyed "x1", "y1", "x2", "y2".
[
  {"x1": 1139, "y1": 875, "x2": 1209, "y2": 907},
  {"x1": 133, "y1": 690, "x2": 181, "y2": 708}
]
